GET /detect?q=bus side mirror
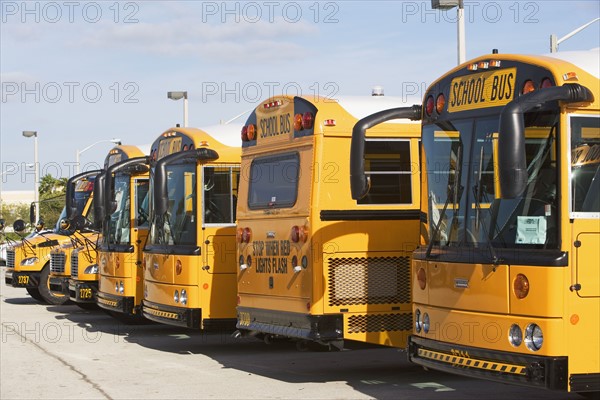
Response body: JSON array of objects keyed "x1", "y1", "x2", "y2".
[
  {"x1": 13, "y1": 219, "x2": 26, "y2": 236},
  {"x1": 29, "y1": 203, "x2": 35, "y2": 224},
  {"x1": 498, "y1": 83, "x2": 594, "y2": 199}
]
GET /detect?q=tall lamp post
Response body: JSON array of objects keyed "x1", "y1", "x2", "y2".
[
  {"x1": 76, "y1": 138, "x2": 122, "y2": 174},
  {"x1": 432, "y1": 0, "x2": 466, "y2": 65},
  {"x1": 22, "y1": 131, "x2": 39, "y2": 223},
  {"x1": 550, "y1": 18, "x2": 599, "y2": 53},
  {"x1": 168, "y1": 91, "x2": 188, "y2": 127}
]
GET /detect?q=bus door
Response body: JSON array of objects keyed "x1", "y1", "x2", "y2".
[
  {"x1": 570, "y1": 116, "x2": 600, "y2": 299},
  {"x1": 201, "y1": 165, "x2": 239, "y2": 316}
]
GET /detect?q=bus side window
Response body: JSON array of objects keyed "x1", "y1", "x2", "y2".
[
  {"x1": 204, "y1": 167, "x2": 238, "y2": 224},
  {"x1": 359, "y1": 140, "x2": 412, "y2": 205}
]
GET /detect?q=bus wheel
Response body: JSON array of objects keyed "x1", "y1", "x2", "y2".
[
  {"x1": 26, "y1": 288, "x2": 44, "y2": 303},
  {"x1": 38, "y1": 264, "x2": 69, "y2": 305},
  {"x1": 295, "y1": 340, "x2": 310, "y2": 352}
]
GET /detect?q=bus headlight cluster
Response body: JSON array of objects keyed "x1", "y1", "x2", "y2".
[
  {"x1": 508, "y1": 323, "x2": 543, "y2": 351},
  {"x1": 115, "y1": 281, "x2": 124, "y2": 294},
  {"x1": 414, "y1": 309, "x2": 430, "y2": 334},
  {"x1": 84, "y1": 264, "x2": 99, "y2": 275},
  {"x1": 21, "y1": 257, "x2": 39, "y2": 266},
  {"x1": 524, "y1": 323, "x2": 543, "y2": 351},
  {"x1": 173, "y1": 289, "x2": 188, "y2": 305}
]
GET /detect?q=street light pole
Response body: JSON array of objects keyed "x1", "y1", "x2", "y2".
[
  {"x1": 432, "y1": 0, "x2": 466, "y2": 65},
  {"x1": 168, "y1": 91, "x2": 189, "y2": 127},
  {"x1": 76, "y1": 138, "x2": 122, "y2": 174},
  {"x1": 550, "y1": 18, "x2": 599, "y2": 53},
  {"x1": 22, "y1": 131, "x2": 39, "y2": 223}
]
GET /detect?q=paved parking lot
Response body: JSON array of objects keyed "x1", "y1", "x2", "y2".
[{"x1": 1, "y1": 269, "x2": 583, "y2": 400}]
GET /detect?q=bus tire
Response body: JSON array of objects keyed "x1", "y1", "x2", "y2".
[
  {"x1": 38, "y1": 264, "x2": 70, "y2": 305},
  {"x1": 26, "y1": 287, "x2": 44, "y2": 303}
]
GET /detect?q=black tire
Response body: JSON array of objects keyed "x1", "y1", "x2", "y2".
[
  {"x1": 26, "y1": 287, "x2": 45, "y2": 303},
  {"x1": 38, "y1": 264, "x2": 70, "y2": 305}
]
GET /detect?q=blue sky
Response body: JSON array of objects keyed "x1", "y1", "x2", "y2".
[{"x1": 1, "y1": 0, "x2": 599, "y2": 190}]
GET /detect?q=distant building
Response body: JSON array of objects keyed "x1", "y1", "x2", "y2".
[{"x1": 0, "y1": 190, "x2": 35, "y2": 205}]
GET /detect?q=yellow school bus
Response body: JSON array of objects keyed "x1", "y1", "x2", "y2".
[
  {"x1": 76, "y1": 145, "x2": 150, "y2": 312},
  {"x1": 5, "y1": 171, "x2": 97, "y2": 304},
  {"x1": 142, "y1": 126, "x2": 241, "y2": 330},
  {"x1": 48, "y1": 171, "x2": 102, "y2": 303},
  {"x1": 404, "y1": 50, "x2": 599, "y2": 394},
  {"x1": 236, "y1": 95, "x2": 421, "y2": 349}
]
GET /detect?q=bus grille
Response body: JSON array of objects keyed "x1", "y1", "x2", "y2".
[
  {"x1": 348, "y1": 313, "x2": 412, "y2": 333},
  {"x1": 6, "y1": 250, "x2": 15, "y2": 268},
  {"x1": 50, "y1": 252, "x2": 66, "y2": 274},
  {"x1": 327, "y1": 256, "x2": 410, "y2": 306},
  {"x1": 71, "y1": 251, "x2": 79, "y2": 278}
]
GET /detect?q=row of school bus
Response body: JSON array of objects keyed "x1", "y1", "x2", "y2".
[{"x1": 2, "y1": 50, "x2": 599, "y2": 395}]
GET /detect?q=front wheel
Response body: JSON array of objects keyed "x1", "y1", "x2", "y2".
[
  {"x1": 38, "y1": 264, "x2": 69, "y2": 305},
  {"x1": 26, "y1": 287, "x2": 44, "y2": 303}
]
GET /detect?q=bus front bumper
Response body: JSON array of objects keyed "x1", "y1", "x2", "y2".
[
  {"x1": 236, "y1": 306, "x2": 343, "y2": 344},
  {"x1": 142, "y1": 300, "x2": 236, "y2": 331},
  {"x1": 69, "y1": 280, "x2": 98, "y2": 303},
  {"x1": 96, "y1": 292, "x2": 136, "y2": 315},
  {"x1": 408, "y1": 335, "x2": 569, "y2": 391},
  {"x1": 49, "y1": 277, "x2": 69, "y2": 295},
  {"x1": 6, "y1": 270, "x2": 41, "y2": 288}
]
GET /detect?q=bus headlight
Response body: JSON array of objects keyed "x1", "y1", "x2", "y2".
[
  {"x1": 115, "y1": 282, "x2": 119, "y2": 293},
  {"x1": 423, "y1": 313, "x2": 430, "y2": 334},
  {"x1": 174, "y1": 290, "x2": 179, "y2": 303},
  {"x1": 84, "y1": 264, "x2": 99, "y2": 274},
  {"x1": 119, "y1": 281, "x2": 124, "y2": 294},
  {"x1": 415, "y1": 309, "x2": 422, "y2": 333},
  {"x1": 508, "y1": 324, "x2": 523, "y2": 347},
  {"x1": 180, "y1": 289, "x2": 187, "y2": 305},
  {"x1": 524, "y1": 323, "x2": 543, "y2": 351},
  {"x1": 21, "y1": 257, "x2": 39, "y2": 266}
]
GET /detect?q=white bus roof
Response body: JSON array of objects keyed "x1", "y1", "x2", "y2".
[
  {"x1": 198, "y1": 123, "x2": 244, "y2": 148},
  {"x1": 330, "y1": 95, "x2": 422, "y2": 124},
  {"x1": 545, "y1": 48, "x2": 600, "y2": 79}
]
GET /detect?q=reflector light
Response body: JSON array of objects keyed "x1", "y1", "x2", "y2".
[
  {"x1": 417, "y1": 267, "x2": 426, "y2": 290},
  {"x1": 425, "y1": 95, "x2": 434, "y2": 116},
  {"x1": 242, "y1": 227, "x2": 252, "y2": 243},
  {"x1": 241, "y1": 126, "x2": 248, "y2": 141},
  {"x1": 291, "y1": 225, "x2": 307, "y2": 243},
  {"x1": 540, "y1": 78, "x2": 553, "y2": 89},
  {"x1": 263, "y1": 100, "x2": 282, "y2": 109},
  {"x1": 176, "y1": 259, "x2": 182, "y2": 275},
  {"x1": 477, "y1": 61, "x2": 489, "y2": 69},
  {"x1": 183, "y1": 144, "x2": 188, "y2": 151},
  {"x1": 199, "y1": 141, "x2": 209, "y2": 147},
  {"x1": 467, "y1": 63, "x2": 478, "y2": 71},
  {"x1": 247, "y1": 124, "x2": 256, "y2": 140},
  {"x1": 293, "y1": 113, "x2": 303, "y2": 131},
  {"x1": 302, "y1": 112, "x2": 314, "y2": 129},
  {"x1": 489, "y1": 60, "x2": 501, "y2": 68},
  {"x1": 563, "y1": 72, "x2": 578, "y2": 81},
  {"x1": 324, "y1": 119, "x2": 336, "y2": 126},
  {"x1": 522, "y1": 80, "x2": 535, "y2": 94},
  {"x1": 436, "y1": 94, "x2": 446, "y2": 114},
  {"x1": 513, "y1": 273, "x2": 530, "y2": 299}
]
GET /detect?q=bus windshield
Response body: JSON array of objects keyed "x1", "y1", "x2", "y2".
[
  {"x1": 149, "y1": 163, "x2": 197, "y2": 246},
  {"x1": 105, "y1": 174, "x2": 131, "y2": 245},
  {"x1": 423, "y1": 111, "x2": 558, "y2": 249}
]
